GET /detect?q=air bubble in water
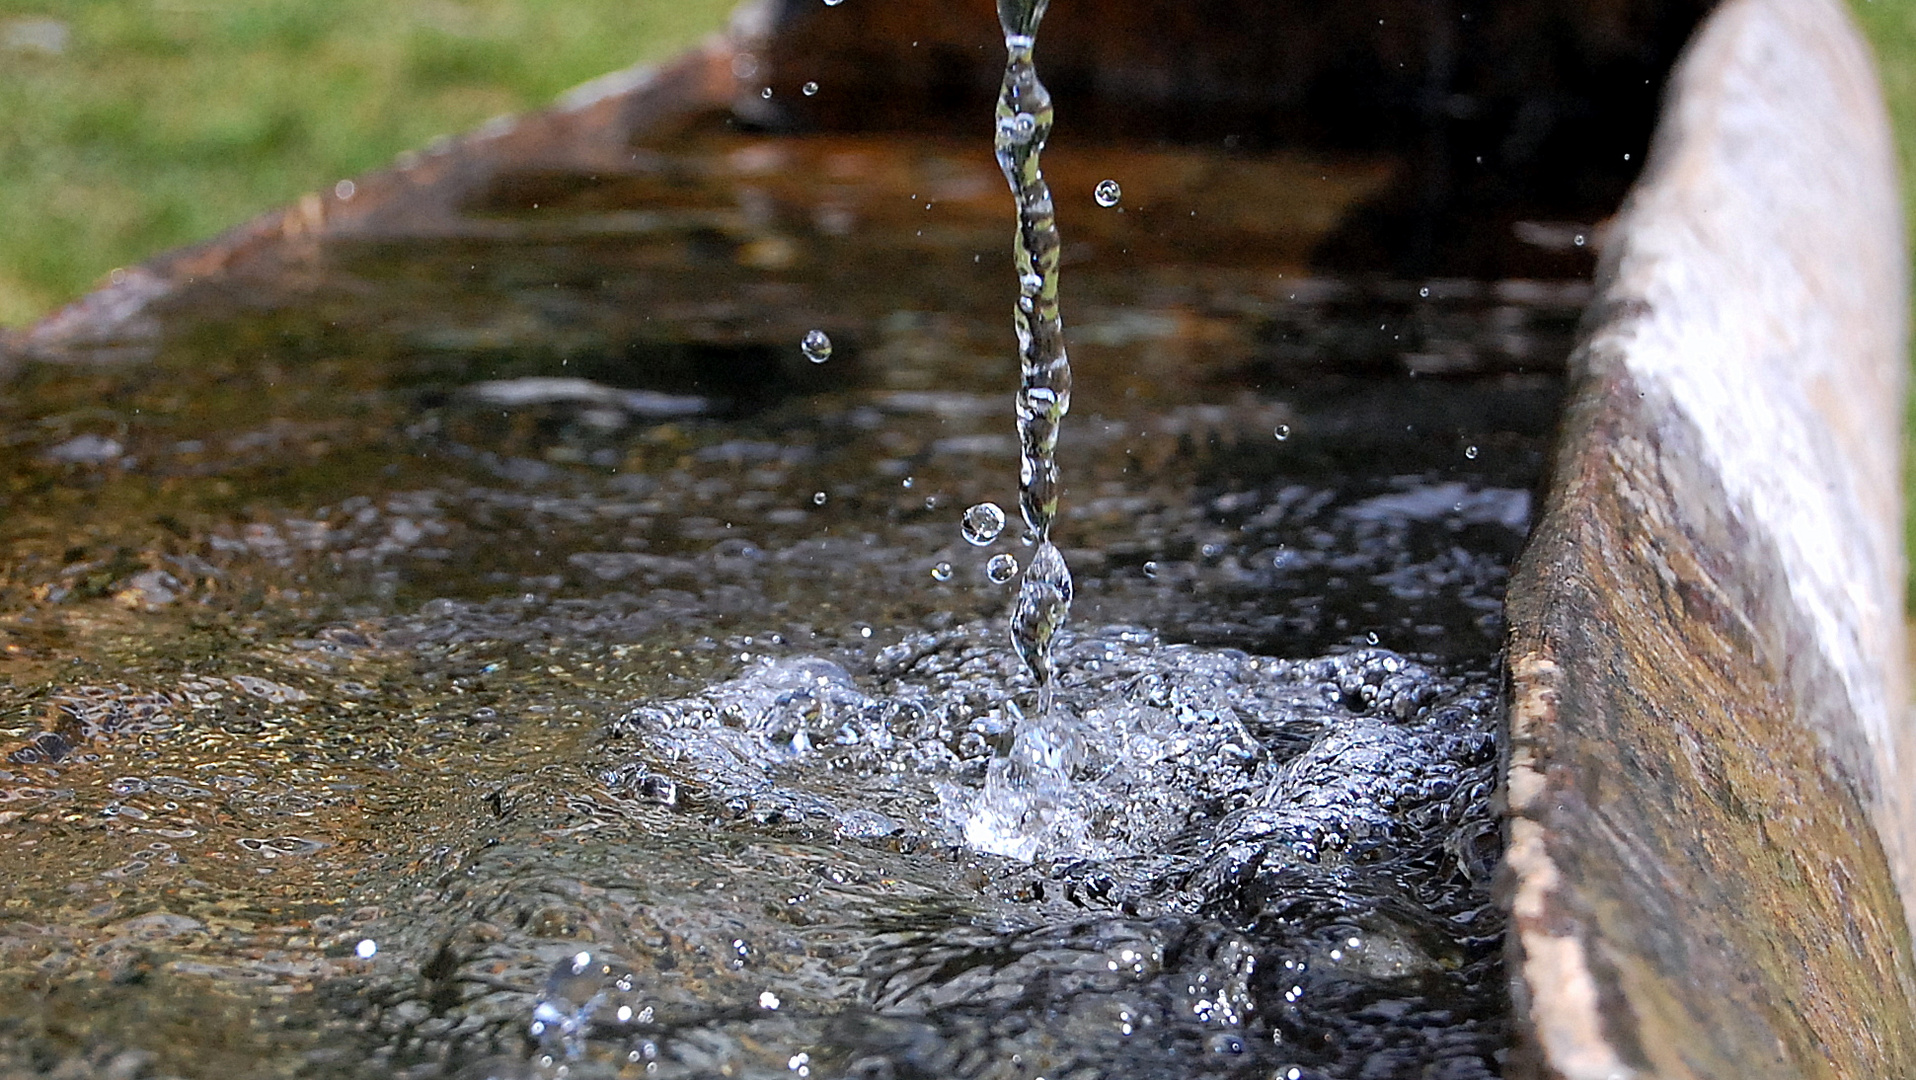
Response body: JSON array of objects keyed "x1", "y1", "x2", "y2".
[
  {"x1": 802, "y1": 81, "x2": 819, "y2": 96},
  {"x1": 961, "y1": 502, "x2": 1006, "y2": 546},
  {"x1": 986, "y1": 553, "x2": 1019, "y2": 584},
  {"x1": 1093, "y1": 179, "x2": 1122, "y2": 207},
  {"x1": 812, "y1": 491, "x2": 828, "y2": 506},
  {"x1": 1274, "y1": 425, "x2": 1291, "y2": 441},
  {"x1": 930, "y1": 562, "x2": 953, "y2": 582},
  {"x1": 1464, "y1": 445, "x2": 1479, "y2": 460},
  {"x1": 801, "y1": 329, "x2": 832, "y2": 363}
]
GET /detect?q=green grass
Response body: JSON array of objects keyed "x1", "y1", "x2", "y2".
[
  {"x1": 0, "y1": 0, "x2": 737, "y2": 326},
  {"x1": 1850, "y1": 0, "x2": 1916, "y2": 603},
  {"x1": 1854, "y1": 1, "x2": 1914, "y2": 248}
]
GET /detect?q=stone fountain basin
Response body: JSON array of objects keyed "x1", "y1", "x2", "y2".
[{"x1": 3, "y1": 0, "x2": 1913, "y2": 1076}]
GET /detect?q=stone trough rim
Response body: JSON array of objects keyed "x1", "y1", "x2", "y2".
[{"x1": 1500, "y1": 0, "x2": 1916, "y2": 1074}]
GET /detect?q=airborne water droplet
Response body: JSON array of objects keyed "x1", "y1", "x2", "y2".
[
  {"x1": 1142, "y1": 560, "x2": 1159, "y2": 579},
  {"x1": 761, "y1": 86, "x2": 774, "y2": 99},
  {"x1": 986, "y1": 553, "x2": 1019, "y2": 584},
  {"x1": 1464, "y1": 445, "x2": 1479, "y2": 460},
  {"x1": 802, "y1": 81, "x2": 819, "y2": 96},
  {"x1": 801, "y1": 329, "x2": 832, "y2": 363},
  {"x1": 823, "y1": 0, "x2": 844, "y2": 5},
  {"x1": 1419, "y1": 286, "x2": 1431, "y2": 298},
  {"x1": 1093, "y1": 179, "x2": 1122, "y2": 207},
  {"x1": 1274, "y1": 425, "x2": 1291, "y2": 441},
  {"x1": 961, "y1": 502, "x2": 1006, "y2": 546},
  {"x1": 812, "y1": 491, "x2": 828, "y2": 505},
  {"x1": 930, "y1": 561, "x2": 953, "y2": 582},
  {"x1": 1367, "y1": 631, "x2": 1380, "y2": 645}
]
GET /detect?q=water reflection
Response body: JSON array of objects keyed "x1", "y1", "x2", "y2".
[{"x1": 0, "y1": 126, "x2": 1575, "y2": 1077}]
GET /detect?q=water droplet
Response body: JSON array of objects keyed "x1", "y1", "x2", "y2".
[
  {"x1": 931, "y1": 561, "x2": 953, "y2": 582},
  {"x1": 801, "y1": 329, "x2": 833, "y2": 363},
  {"x1": 1366, "y1": 631, "x2": 1380, "y2": 645},
  {"x1": 1019, "y1": 273, "x2": 1042, "y2": 297},
  {"x1": 334, "y1": 179, "x2": 356, "y2": 201},
  {"x1": 802, "y1": 81, "x2": 819, "y2": 96},
  {"x1": 355, "y1": 938, "x2": 378, "y2": 959},
  {"x1": 823, "y1": 0, "x2": 844, "y2": 5},
  {"x1": 812, "y1": 491, "x2": 828, "y2": 505},
  {"x1": 759, "y1": 990, "x2": 782, "y2": 1009},
  {"x1": 986, "y1": 554, "x2": 1019, "y2": 584},
  {"x1": 1418, "y1": 286, "x2": 1430, "y2": 298},
  {"x1": 1573, "y1": 233, "x2": 1587, "y2": 247},
  {"x1": 1093, "y1": 179, "x2": 1122, "y2": 207},
  {"x1": 1142, "y1": 560, "x2": 1159, "y2": 579},
  {"x1": 1464, "y1": 445, "x2": 1479, "y2": 459},
  {"x1": 1274, "y1": 425, "x2": 1291, "y2": 441},
  {"x1": 961, "y1": 502, "x2": 1006, "y2": 546},
  {"x1": 901, "y1": 476, "x2": 914, "y2": 488},
  {"x1": 997, "y1": 112, "x2": 1038, "y2": 145},
  {"x1": 761, "y1": 86, "x2": 774, "y2": 99}
]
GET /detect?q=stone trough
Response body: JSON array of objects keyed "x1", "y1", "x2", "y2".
[
  {"x1": 2, "y1": 0, "x2": 1912, "y2": 1076},
  {"x1": 1500, "y1": 0, "x2": 1916, "y2": 1075}
]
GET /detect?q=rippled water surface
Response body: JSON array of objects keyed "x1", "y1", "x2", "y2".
[{"x1": 0, "y1": 123, "x2": 1578, "y2": 1078}]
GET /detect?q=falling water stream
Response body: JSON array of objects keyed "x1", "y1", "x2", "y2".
[
  {"x1": 949, "y1": 0, "x2": 1083, "y2": 864},
  {"x1": 0, "y1": 16, "x2": 1592, "y2": 1076}
]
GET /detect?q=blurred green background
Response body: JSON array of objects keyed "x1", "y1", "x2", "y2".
[
  {"x1": 1851, "y1": 0, "x2": 1916, "y2": 595},
  {"x1": 0, "y1": 0, "x2": 738, "y2": 327}
]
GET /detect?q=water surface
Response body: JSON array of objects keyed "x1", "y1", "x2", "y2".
[{"x1": 0, "y1": 124, "x2": 1579, "y2": 1078}]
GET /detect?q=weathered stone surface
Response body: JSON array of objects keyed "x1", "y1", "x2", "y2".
[{"x1": 1503, "y1": 0, "x2": 1916, "y2": 1074}]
